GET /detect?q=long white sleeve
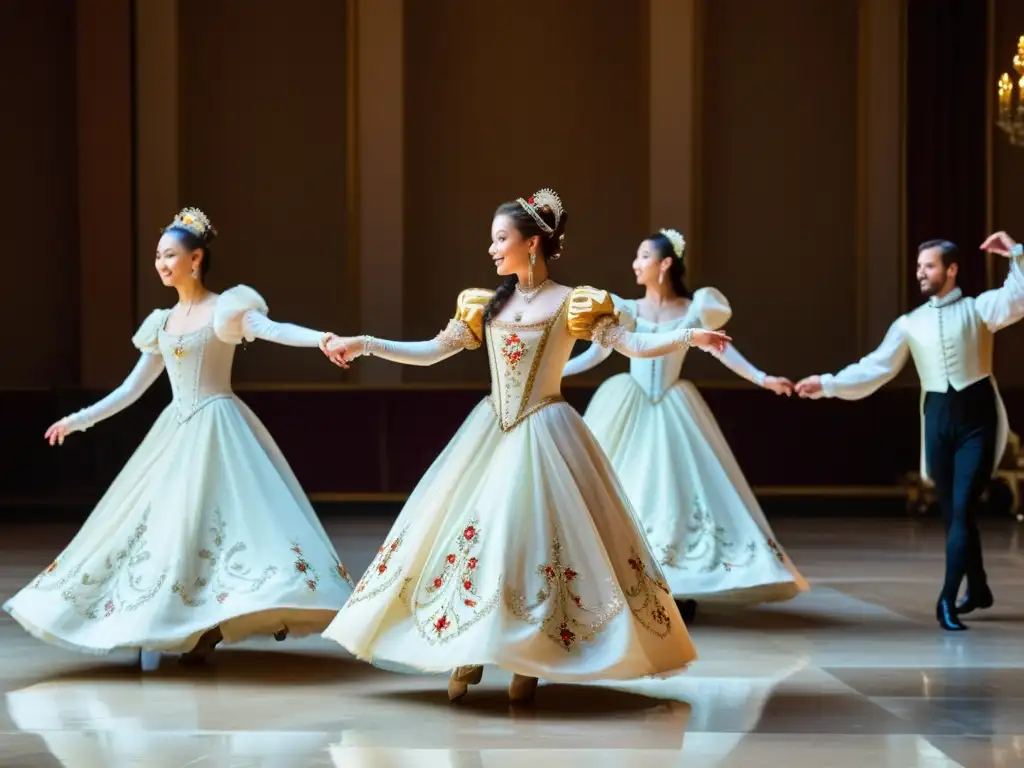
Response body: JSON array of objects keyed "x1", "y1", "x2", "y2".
[
  {"x1": 240, "y1": 310, "x2": 324, "y2": 347},
  {"x1": 64, "y1": 353, "x2": 166, "y2": 433},
  {"x1": 974, "y1": 250, "x2": 1024, "y2": 331},
  {"x1": 606, "y1": 325, "x2": 699, "y2": 359},
  {"x1": 716, "y1": 343, "x2": 767, "y2": 387},
  {"x1": 562, "y1": 342, "x2": 614, "y2": 378},
  {"x1": 819, "y1": 317, "x2": 910, "y2": 400},
  {"x1": 361, "y1": 333, "x2": 465, "y2": 367}
]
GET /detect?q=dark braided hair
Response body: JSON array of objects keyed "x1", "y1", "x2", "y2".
[
  {"x1": 644, "y1": 231, "x2": 692, "y2": 299},
  {"x1": 483, "y1": 200, "x2": 569, "y2": 325}
]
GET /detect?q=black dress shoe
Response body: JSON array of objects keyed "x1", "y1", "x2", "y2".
[
  {"x1": 956, "y1": 586, "x2": 993, "y2": 615},
  {"x1": 936, "y1": 598, "x2": 968, "y2": 631}
]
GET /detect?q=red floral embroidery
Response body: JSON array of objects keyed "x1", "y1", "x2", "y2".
[
  {"x1": 356, "y1": 531, "x2": 404, "y2": 595},
  {"x1": 558, "y1": 622, "x2": 576, "y2": 648},
  {"x1": 104, "y1": 600, "x2": 115, "y2": 617},
  {"x1": 216, "y1": 592, "x2": 229, "y2": 603},
  {"x1": 418, "y1": 520, "x2": 488, "y2": 640},
  {"x1": 336, "y1": 561, "x2": 352, "y2": 585},
  {"x1": 292, "y1": 543, "x2": 320, "y2": 592},
  {"x1": 501, "y1": 334, "x2": 527, "y2": 370}
]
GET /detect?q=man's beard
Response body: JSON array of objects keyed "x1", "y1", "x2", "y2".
[{"x1": 919, "y1": 274, "x2": 947, "y2": 297}]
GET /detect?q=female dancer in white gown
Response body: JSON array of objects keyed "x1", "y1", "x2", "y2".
[
  {"x1": 320, "y1": 190, "x2": 730, "y2": 704},
  {"x1": 562, "y1": 229, "x2": 808, "y2": 608},
  {"x1": 3, "y1": 208, "x2": 354, "y2": 669}
]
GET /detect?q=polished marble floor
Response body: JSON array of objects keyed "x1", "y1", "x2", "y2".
[{"x1": 0, "y1": 515, "x2": 1022, "y2": 767}]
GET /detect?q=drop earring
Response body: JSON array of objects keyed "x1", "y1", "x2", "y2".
[
  {"x1": 528, "y1": 251, "x2": 536, "y2": 289},
  {"x1": 658, "y1": 270, "x2": 664, "y2": 285},
  {"x1": 191, "y1": 267, "x2": 199, "y2": 280}
]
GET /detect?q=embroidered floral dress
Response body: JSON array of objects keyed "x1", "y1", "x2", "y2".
[
  {"x1": 563, "y1": 288, "x2": 808, "y2": 605},
  {"x1": 323, "y1": 286, "x2": 701, "y2": 682},
  {"x1": 4, "y1": 286, "x2": 353, "y2": 655}
]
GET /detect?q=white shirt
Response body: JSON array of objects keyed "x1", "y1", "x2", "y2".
[{"x1": 820, "y1": 253, "x2": 1024, "y2": 399}]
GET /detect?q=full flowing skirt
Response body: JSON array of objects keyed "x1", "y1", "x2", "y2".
[
  {"x1": 4, "y1": 396, "x2": 352, "y2": 655},
  {"x1": 584, "y1": 376, "x2": 808, "y2": 605},
  {"x1": 323, "y1": 398, "x2": 696, "y2": 683}
]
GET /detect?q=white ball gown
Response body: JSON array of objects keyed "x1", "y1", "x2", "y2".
[
  {"x1": 323, "y1": 286, "x2": 703, "y2": 682},
  {"x1": 3, "y1": 286, "x2": 353, "y2": 655},
  {"x1": 562, "y1": 288, "x2": 808, "y2": 605}
]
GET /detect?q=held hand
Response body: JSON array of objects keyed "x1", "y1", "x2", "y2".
[
  {"x1": 318, "y1": 332, "x2": 338, "y2": 356},
  {"x1": 794, "y1": 375, "x2": 823, "y2": 399},
  {"x1": 44, "y1": 419, "x2": 71, "y2": 447},
  {"x1": 980, "y1": 231, "x2": 1018, "y2": 257},
  {"x1": 763, "y1": 375, "x2": 794, "y2": 397},
  {"x1": 690, "y1": 329, "x2": 732, "y2": 356},
  {"x1": 325, "y1": 335, "x2": 366, "y2": 369}
]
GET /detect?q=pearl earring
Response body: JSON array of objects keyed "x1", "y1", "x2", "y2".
[{"x1": 528, "y1": 252, "x2": 536, "y2": 289}]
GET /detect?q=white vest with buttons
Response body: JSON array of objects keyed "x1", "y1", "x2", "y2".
[{"x1": 903, "y1": 288, "x2": 993, "y2": 393}]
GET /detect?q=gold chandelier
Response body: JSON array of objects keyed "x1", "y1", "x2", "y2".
[{"x1": 997, "y1": 37, "x2": 1024, "y2": 146}]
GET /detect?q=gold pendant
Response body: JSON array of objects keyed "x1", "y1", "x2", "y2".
[{"x1": 172, "y1": 339, "x2": 186, "y2": 360}]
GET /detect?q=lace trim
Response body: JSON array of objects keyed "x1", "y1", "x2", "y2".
[
  {"x1": 434, "y1": 318, "x2": 480, "y2": 351},
  {"x1": 591, "y1": 316, "x2": 626, "y2": 348}
]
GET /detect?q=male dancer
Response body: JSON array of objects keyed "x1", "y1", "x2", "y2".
[{"x1": 795, "y1": 233, "x2": 1024, "y2": 630}]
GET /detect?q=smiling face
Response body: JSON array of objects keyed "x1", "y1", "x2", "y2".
[
  {"x1": 632, "y1": 238, "x2": 672, "y2": 287},
  {"x1": 489, "y1": 214, "x2": 539, "y2": 277},
  {"x1": 154, "y1": 231, "x2": 203, "y2": 286}
]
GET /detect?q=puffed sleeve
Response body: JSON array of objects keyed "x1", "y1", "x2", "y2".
[
  {"x1": 691, "y1": 287, "x2": 732, "y2": 331},
  {"x1": 450, "y1": 288, "x2": 492, "y2": 349},
  {"x1": 131, "y1": 309, "x2": 170, "y2": 354},
  {"x1": 212, "y1": 285, "x2": 270, "y2": 345},
  {"x1": 566, "y1": 286, "x2": 619, "y2": 341}
]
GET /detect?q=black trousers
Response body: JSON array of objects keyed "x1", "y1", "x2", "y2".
[{"x1": 923, "y1": 377, "x2": 998, "y2": 602}]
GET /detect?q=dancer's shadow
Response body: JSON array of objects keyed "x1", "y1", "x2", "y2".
[
  {"x1": 15, "y1": 648, "x2": 378, "y2": 688},
  {"x1": 370, "y1": 679, "x2": 687, "y2": 719},
  {"x1": 692, "y1": 607, "x2": 881, "y2": 632}
]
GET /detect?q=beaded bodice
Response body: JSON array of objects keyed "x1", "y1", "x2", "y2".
[
  {"x1": 485, "y1": 295, "x2": 575, "y2": 431},
  {"x1": 157, "y1": 321, "x2": 237, "y2": 423}
]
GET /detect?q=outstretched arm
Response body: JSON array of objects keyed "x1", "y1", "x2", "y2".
[
  {"x1": 562, "y1": 342, "x2": 614, "y2": 378},
  {"x1": 796, "y1": 318, "x2": 909, "y2": 400},
  {"x1": 239, "y1": 311, "x2": 332, "y2": 348},
  {"x1": 596, "y1": 321, "x2": 729, "y2": 359},
  {"x1": 46, "y1": 353, "x2": 166, "y2": 444},
  {"x1": 975, "y1": 236, "x2": 1024, "y2": 331},
  {"x1": 568, "y1": 287, "x2": 729, "y2": 360},
  {"x1": 325, "y1": 288, "x2": 492, "y2": 368},
  {"x1": 330, "y1": 322, "x2": 474, "y2": 367},
  {"x1": 715, "y1": 343, "x2": 767, "y2": 388}
]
